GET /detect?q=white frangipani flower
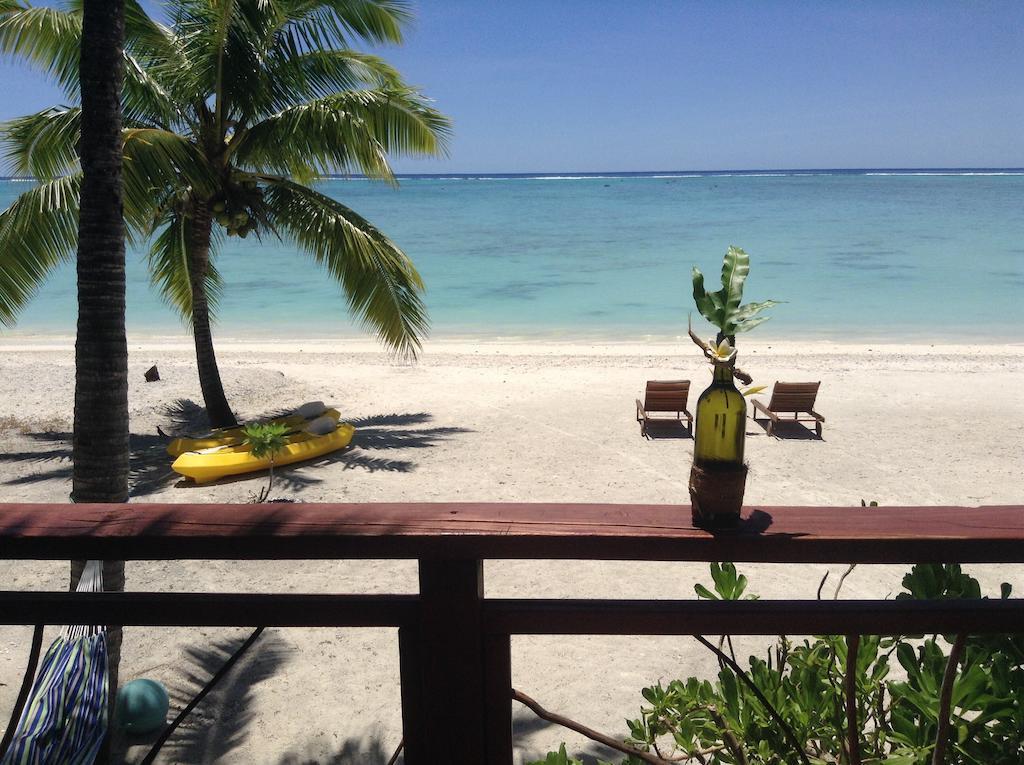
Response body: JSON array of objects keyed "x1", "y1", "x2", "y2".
[{"x1": 708, "y1": 338, "x2": 737, "y2": 362}]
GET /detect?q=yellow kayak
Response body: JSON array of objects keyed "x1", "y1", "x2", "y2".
[
  {"x1": 166, "y1": 408, "x2": 341, "y2": 457},
  {"x1": 172, "y1": 423, "x2": 355, "y2": 484}
]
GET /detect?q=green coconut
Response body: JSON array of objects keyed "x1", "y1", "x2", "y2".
[
  {"x1": 232, "y1": 211, "x2": 250, "y2": 227},
  {"x1": 211, "y1": 200, "x2": 226, "y2": 213},
  {"x1": 115, "y1": 678, "x2": 169, "y2": 734}
]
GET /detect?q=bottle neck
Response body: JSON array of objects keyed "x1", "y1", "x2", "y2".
[{"x1": 712, "y1": 362, "x2": 735, "y2": 385}]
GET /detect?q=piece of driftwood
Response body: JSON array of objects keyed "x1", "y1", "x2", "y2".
[
  {"x1": 144, "y1": 365, "x2": 160, "y2": 382},
  {"x1": 512, "y1": 689, "x2": 675, "y2": 764}
]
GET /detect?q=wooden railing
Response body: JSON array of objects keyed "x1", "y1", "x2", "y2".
[{"x1": 2, "y1": 502, "x2": 1024, "y2": 764}]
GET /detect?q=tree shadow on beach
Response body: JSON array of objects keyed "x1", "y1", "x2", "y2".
[
  {"x1": 124, "y1": 629, "x2": 293, "y2": 765},
  {"x1": 276, "y1": 734, "x2": 398, "y2": 765},
  {"x1": 160, "y1": 398, "x2": 210, "y2": 435},
  {"x1": 0, "y1": 403, "x2": 472, "y2": 496},
  {"x1": 271, "y1": 709, "x2": 616, "y2": 765},
  {"x1": 0, "y1": 398, "x2": 213, "y2": 494},
  {"x1": 0, "y1": 429, "x2": 182, "y2": 496},
  {"x1": 170, "y1": 411, "x2": 472, "y2": 492}
]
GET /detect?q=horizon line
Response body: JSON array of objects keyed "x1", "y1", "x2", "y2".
[{"x1": 3, "y1": 166, "x2": 1024, "y2": 182}]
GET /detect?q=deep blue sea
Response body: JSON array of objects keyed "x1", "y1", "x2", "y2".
[{"x1": 2, "y1": 170, "x2": 1022, "y2": 341}]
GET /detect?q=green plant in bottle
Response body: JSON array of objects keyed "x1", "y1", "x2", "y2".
[
  {"x1": 688, "y1": 246, "x2": 777, "y2": 527},
  {"x1": 692, "y1": 245, "x2": 778, "y2": 346}
]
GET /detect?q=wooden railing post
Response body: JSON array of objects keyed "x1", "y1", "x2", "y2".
[
  {"x1": 484, "y1": 632, "x2": 514, "y2": 764},
  {"x1": 400, "y1": 559, "x2": 487, "y2": 764}
]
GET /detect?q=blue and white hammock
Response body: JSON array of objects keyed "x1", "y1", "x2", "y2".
[{"x1": 1, "y1": 561, "x2": 109, "y2": 765}]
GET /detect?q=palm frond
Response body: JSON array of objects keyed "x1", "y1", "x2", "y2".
[
  {"x1": 233, "y1": 87, "x2": 450, "y2": 179},
  {"x1": 0, "y1": 2, "x2": 81, "y2": 93},
  {"x1": 206, "y1": 0, "x2": 412, "y2": 123},
  {"x1": 120, "y1": 1, "x2": 206, "y2": 125},
  {"x1": 0, "y1": 174, "x2": 80, "y2": 325},
  {"x1": 122, "y1": 0, "x2": 184, "y2": 61},
  {"x1": 121, "y1": 128, "x2": 217, "y2": 231},
  {"x1": 0, "y1": 2, "x2": 188, "y2": 130},
  {"x1": 314, "y1": 0, "x2": 411, "y2": 44},
  {"x1": 261, "y1": 175, "x2": 427, "y2": 355},
  {"x1": 238, "y1": 48, "x2": 402, "y2": 119},
  {"x1": 266, "y1": 0, "x2": 411, "y2": 51},
  {"x1": 122, "y1": 53, "x2": 186, "y2": 129},
  {"x1": 166, "y1": 0, "x2": 251, "y2": 123},
  {"x1": 1, "y1": 106, "x2": 80, "y2": 179},
  {"x1": 147, "y1": 209, "x2": 224, "y2": 320}
]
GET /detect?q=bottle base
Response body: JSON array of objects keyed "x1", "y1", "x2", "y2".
[{"x1": 689, "y1": 462, "x2": 749, "y2": 529}]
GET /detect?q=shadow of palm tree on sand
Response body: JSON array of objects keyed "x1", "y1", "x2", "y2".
[
  {"x1": 119, "y1": 630, "x2": 292, "y2": 764},
  {"x1": 0, "y1": 403, "x2": 471, "y2": 495},
  {"x1": 273, "y1": 711, "x2": 618, "y2": 765},
  {"x1": 0, "y1": 430, "x2": 176, "y2": 496},
  {"x1": 166, "y1": 407, "x2": 472, "y2": 491}
]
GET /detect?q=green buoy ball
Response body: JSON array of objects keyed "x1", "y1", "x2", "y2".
[{"x1": 116, "y1": 679, "x2": 169, "y2": 734}]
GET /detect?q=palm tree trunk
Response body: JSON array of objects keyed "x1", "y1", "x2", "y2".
[
  {"x1": 71, "y1": 0, "x2": 128, "y2": 748},
  {"x1": 188, "y1": 202, "x2": 237, "y2": 428}
]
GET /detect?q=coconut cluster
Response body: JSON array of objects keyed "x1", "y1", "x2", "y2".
[{"x1": 212, "y1": 177, "x2": 263, "y2": 238}]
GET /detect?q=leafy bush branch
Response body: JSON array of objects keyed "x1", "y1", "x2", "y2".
[{"x1": 531, "y1": 563, "x2": 1023, "y2": 765}]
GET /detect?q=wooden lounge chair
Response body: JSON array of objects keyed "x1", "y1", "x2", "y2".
[
  {"x1": 752, "y1": 381, "x2": 825, "y2": 438},
  {"x1": 636, "y1": 380, "x2": 693, "y2": 437}
]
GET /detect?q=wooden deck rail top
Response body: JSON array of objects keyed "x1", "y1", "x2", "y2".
[
  {"x1": 1, "y1": 502, "x2": 1023, "y2": 563},
  {"x1": 4, "y1": 501, "x2": 1024, "y2": 765}
]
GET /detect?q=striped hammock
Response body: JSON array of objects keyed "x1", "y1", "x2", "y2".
[{"x1": 1, "y1": 562, "x2": 109, "y2": 765}]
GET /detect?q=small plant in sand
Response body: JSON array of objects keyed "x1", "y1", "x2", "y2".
[
  {"x1": 529, "y1": 745, "x2": 611, "y2": 765},
  {"x1": 687, "y1": 246, "x2": 776, "y2": 528},
  {"x1": 242, "y1": 422, "x2": 290, "y2": 503}
]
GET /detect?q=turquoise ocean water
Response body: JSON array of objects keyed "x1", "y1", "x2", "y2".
[{"x1": 2, "y1": 170, "x2": 1022, "y2": 341}]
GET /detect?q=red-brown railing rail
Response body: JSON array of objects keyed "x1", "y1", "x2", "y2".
[{"x1": 2, "y1": 502, "x2": 1023, "y2": 764}]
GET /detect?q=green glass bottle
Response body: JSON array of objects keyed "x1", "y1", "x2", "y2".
[
  {"x1": 693, "y1": 360, "x2": 746, "y2": 467},
  {"x1": 690, "y1": 357, "x2": 748, "y2": 527}
]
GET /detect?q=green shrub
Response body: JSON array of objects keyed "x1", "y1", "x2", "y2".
[{"x1": 538, "y1": 564, "x2": 1023, "y2": 764}]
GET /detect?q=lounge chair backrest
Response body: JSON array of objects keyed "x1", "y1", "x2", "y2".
[
  {"x1": 767, "y1": 382, "x2": 820, "y2": 413},
  {"x1": 643, "y1": 380, "x2": 690, "y2": 412}
]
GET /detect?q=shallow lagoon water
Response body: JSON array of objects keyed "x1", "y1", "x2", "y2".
[{"x1": 2, "y1": 171, "x2": 1022, "y2": 340}]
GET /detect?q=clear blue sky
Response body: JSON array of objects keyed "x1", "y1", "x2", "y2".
[{"x1": 2, "y1": 0, "x2": 1022, "y2": 172}]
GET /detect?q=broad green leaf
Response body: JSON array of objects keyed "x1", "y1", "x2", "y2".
[
  {"x1": 718, "y1": 244, "x2": 750, "y2": 330},
  {"x1": 690, "y1": 246, "x2": 778, "y2": 338}
]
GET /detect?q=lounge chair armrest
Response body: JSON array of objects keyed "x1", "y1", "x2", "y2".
[
  {"x1": 810, "y1": 410, "x2": 825, "y2": 422},
  {"x1": 751, "y1": 398, "x2": 771, "y2": 416},
  {"x1": 636, "y1": 399, "x2": 645, "y2": 414}
]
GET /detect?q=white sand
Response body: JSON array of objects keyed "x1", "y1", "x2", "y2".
[{"x1": 0, "y1": 336, "x2": 1021, "y2": 763}]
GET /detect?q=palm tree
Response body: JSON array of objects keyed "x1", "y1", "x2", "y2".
[
  {"x1": 0, "y1": 0, "x2": 450, "y2": 427},
  {"x1": 68, "y1": 0, "x2": 129, "y2": 734}
]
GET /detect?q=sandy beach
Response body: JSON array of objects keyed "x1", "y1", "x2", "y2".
[{"x1": 1, "y1": 336, "x2": 1022, "y2": 763}]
